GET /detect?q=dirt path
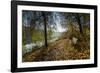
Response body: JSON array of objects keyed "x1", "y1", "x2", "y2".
[
  {"x1": 23, "y1": 38, "x2": 90, "y2": 62},
  {"x1": 43, "y1": 39, "x2": 74, "y2": 61}
]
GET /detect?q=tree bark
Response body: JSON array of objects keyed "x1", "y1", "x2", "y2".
[
  {"x1": 42, "y1": 12, "x2": 48, "y2": 47},
  {"x1": 76, "y1": 14, "x2": 83, "y2": 34}
]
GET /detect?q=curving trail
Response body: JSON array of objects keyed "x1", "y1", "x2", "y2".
[{"x1": 23, "y1": 38, "x2": 90, "y2": 62}]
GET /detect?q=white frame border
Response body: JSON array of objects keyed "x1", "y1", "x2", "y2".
[{"x1": 17, "y1": 5, "x2": 94, "y2": 68}]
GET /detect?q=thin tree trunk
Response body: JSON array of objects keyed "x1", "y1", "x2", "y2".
[
  {"x1": 76, "y1": 14, "x2": 83, "y2": 34},
  {"x1": 42, "y1": 12, "x2": 48, "y2": 47}
]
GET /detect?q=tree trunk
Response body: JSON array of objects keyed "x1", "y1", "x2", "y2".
[
  {"x1": 76, "y1": 14, "x2": 83, "y2": 34},
  {"x1": 42, "y1": 12, "x2": 48, "y2": 47}
]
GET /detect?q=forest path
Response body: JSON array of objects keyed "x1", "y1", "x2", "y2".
[
  {"x1": 23, "y1": 38, "x2": 75, "y2": 62},
  {"x1": 23, "y1": 38, "x2": 90, "y2": 62},
  {"x1": 43, "y1": 38, "x2": 74, "y2": 61}
]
